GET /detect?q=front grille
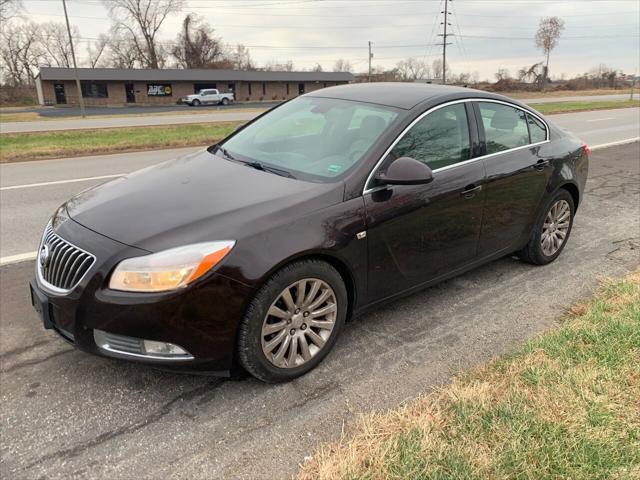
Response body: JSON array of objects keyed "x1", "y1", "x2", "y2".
[{"x1": 38, "y1": 222, "x2": 95, "y2": 292}]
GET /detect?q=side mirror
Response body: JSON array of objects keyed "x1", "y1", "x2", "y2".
[{"x1": 374, "y1": 157, "x2": 434, "y2": 186}]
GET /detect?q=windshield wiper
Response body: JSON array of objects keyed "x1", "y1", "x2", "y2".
[
  {"x1": 218, "y1": 146, "x2": 237, "y2": 161},
  {"x1": 243, "y1": 161, "x2": 297, "y2": 179}
]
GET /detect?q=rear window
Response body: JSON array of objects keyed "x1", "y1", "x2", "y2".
[
  {"x1": 478, "y1": 102, "x2": 529, "y2": 155},
  {"x1": 527, "y1": 113, "x2": 547, "y2": 143}
]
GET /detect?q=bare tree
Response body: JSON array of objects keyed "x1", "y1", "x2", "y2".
[
  {"x1": 395, "y1": 57, "x2": 429, "y2": 81},
  {"x1": 104, "y1": 0, "x2": 184, "y2": 68},
  {"x1": 263, "y1": 60, "x2": 294, "y2": 71},
  {"x1": 431, "y1": 59, "x2": 450, "y2": 82},
  {"x1": 0, "y1": 0, "x2": 22, "y2": 23},
  {"x1": 86, "y1": 34, "x2": 109, "y2": 68},
  {"x1": 228, "y1": 44, "x2": 254, "y2": 70},
  {"x1": 36, "y1": 21, "x2": 79, "y2": 68},
  {"x1": 104, "y1": 29, "x2": 143, "y2": 69},
  {"x1": 310, "y1": 63, "x2": 323, "y2": 72},
  {"x1": 172, "y1": 14, "x2": 226, "y2": 68},
  {"x1": 535, "y1": 16, "x2": 565, "y2": 90},
  {"x1": 0, "y1": 22, "x2": 41, "y2": 86},
  {"x1": 333, "y1": 58, "x2": 353, "y2": 73},
  {"x1": 494, "y1": 68, "x2": 511, "y2": 82},
  {"x1": 518, "y1": 62, "x2": 544, "y2": 87}
]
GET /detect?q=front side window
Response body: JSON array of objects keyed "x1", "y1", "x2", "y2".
[
  {"x1": 221, "y1": 97, "x2": 401, "y2": 181},
  {"x1": 478, "y1": 102, "x2": 529, "y2": 154},
  {"x1": 81, "y1": 81, "x2": 108, "y2": 98},
  {"x1": 386, "y1": 103, "x2": 471, "y2": 171},
  {"x1": 527, "y1": 113, "x2": 547, "y2": 143}
]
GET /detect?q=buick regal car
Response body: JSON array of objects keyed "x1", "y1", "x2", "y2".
[{"x1": 30, "y1": 83, "x2": 589, "y2": 382}]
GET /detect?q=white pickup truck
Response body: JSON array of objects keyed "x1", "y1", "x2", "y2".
[{"x1": 181, "y1": 89, "x2": 234, "y2": 106}]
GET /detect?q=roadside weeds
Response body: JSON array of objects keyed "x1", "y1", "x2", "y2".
[
  {"x1": 297, "y1": 270, "x2": 640, "y2": 480},
  {"x1": 0, "y1": 122, "x2": 239, "y2": 163}
]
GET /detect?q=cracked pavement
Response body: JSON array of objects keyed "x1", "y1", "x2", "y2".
[{"x1": 1, "y1": 142, "x2": 639, "y2": 479}]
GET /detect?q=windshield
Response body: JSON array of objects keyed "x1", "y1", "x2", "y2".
[{"x1": 219, "y1": 97, "x2": 401, "y2": 182}]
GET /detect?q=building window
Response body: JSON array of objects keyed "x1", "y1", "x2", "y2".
[
  {"x1": 81, "y1": 81, "x2": 108, "y2": 98},
  {"x1": 194, "y1": 83, "x2": 216, "y2": 93},
  {"x1": 227, "y1": 83, "x2": 234, "y2": 92},
  {"x1": 248, "y1": 83, "x2": 252, "y2": 95},
  {"x1": 262, "y1": 82, "x2": 266, "y2": 95},
  {"x1": 323, "y1": 82, "x2": 327, "y2": 88},
  {"x1": 286, "y1": 83, "x2": 290, "y2": 95}
]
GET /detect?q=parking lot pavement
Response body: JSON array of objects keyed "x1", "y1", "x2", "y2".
[{"x1": 1, "y1": 142, "x2": 639, "y2": 480}]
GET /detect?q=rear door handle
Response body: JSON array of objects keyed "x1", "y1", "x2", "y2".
[
  {"x1": 460, "y1": 184, "x2": 482, "y2": 199},
  {"x1": 535, "y1": 159, "x2": 551, "y2": 170}
]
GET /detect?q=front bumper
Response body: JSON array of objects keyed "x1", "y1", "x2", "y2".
[{"x1": 30, "y1": 217, "x2": 253, "y2": 375}]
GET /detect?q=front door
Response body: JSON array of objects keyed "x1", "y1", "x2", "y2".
[
  {"x1": 364, "y1": 102, "x2": 485, "y2": 302},
  {"x1": 125, "y1": 83, "x2": 135, "y2": 103},
  {"x1": 54, "y1": 83, "x2": 66, "y2": 104},
  {"x1": 473, "y1": 101, "x2": 553, "y2": 257},
  {"x1": 298, "y1": 83, "x2": 305, "y2": 95}
]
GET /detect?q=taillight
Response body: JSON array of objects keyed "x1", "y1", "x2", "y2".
[{"x1": 581, "y1": 143, "x2": 590, "y2": 156}]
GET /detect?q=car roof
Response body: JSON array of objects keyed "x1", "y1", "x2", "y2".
[{"x1": 307, "y1": 82, "x2": 503, "y2": 110}]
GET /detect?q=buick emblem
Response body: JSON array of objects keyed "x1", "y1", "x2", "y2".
[{"x1": 39, "y1": 244, "x2": 51, "y2": 269}]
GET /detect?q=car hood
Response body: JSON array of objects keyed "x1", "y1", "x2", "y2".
[{"x1": 65, "y1": 149, "x2": 343, "y2": 252}]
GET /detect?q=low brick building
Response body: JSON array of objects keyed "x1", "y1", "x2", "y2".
[{"x1": 34, "y1": 67, "x2": 355, "y2": 106}]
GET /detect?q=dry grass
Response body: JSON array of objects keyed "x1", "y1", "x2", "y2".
[
  {"x1": 505, "y1": 88, "x2": 634, "y2": 99},
  {"x1": 298, "y1": 271, "x2": 640, "y2": 480},
  {"x1": 0, "y1": 107, "x2": 266, "y2": 123},
  {"x1": 530, "y1": 99, "x2": 640, "y2": 115},
  {"x1": 0, "y1": 122, "x2": 240, "y2": 163}
]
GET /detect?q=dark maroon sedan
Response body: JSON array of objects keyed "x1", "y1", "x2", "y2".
[{"x1": 30, "y1": 83, "x2": 589, "y2": 382}]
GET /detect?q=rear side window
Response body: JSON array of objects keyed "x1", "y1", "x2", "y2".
[
  {"x1": 388, "y1": 103, "x2": 471, "y2": 170},
  {"x1": 478, "y1": 102, "x2": 529, "y2": 154},
  {"x1": 527, "y1": 113, "x2": 547, "y2": 143}
]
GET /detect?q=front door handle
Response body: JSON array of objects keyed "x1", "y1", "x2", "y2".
[{"x1": 460, "y1": 184, "x2": 482, "y2": 199}]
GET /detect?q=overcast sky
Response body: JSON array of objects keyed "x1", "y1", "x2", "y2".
[{"x1": 21, "y1": 0, "x2": 640, "y2": 80}]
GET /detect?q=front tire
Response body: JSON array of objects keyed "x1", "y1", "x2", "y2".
[
  {"x1": 237, "y1": 260, "x2": 347, "y2": 383},
  {"x1": 518, "y1": 189, "x2": 575, "y2": 265}
]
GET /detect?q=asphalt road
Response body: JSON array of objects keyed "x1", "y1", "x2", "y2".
[
  {"x1": 1, "y1": 142, "x2": 638, "y2": 479},
  {"x1": 1, "y1": 93, "x2": 635, "y2": 133},
  {"x1": 1, "y1": 107, "x2": 638, "y2": 261}
]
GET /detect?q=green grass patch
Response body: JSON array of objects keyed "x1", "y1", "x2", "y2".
[
  {"x1": 0, "y1": 122, "x2": 240, "y2": 163},
  {"x1": 530, "y1": 99, "x2": 640, "y2": 114},
  {"x1": 299, "y1": 271, "x2": 640, "y2": 480}
]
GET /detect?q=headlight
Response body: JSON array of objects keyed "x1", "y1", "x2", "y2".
[{"x1": 109, "y1": 241, "x2": 235, "y2": 292}]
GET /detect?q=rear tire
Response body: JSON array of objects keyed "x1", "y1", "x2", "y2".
[
  {"x1": 191, "y1": 99, "x2": 201, "y2": 106},
  {"x1": 237, "y1": 260, "x2": 347, "y2": 383},
  {"x1": 221, "y1": 97, "x2": 230, "y2": 105},
  {"x1": 517, "y1": 189, "x2": 575, "y2": 265}
]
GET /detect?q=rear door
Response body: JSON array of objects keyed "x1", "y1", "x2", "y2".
[
  {"x1": 473, "y1": 100, "x2": 553, "y2": 257},
  {"x1": 364, "y1": 102, "x2": 486, "y2": 302}
]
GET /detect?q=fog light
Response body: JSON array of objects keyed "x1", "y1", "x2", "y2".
[
  {"x1": 93, "y1": 329, "x2": 193, "y2": 361},
  {"x1": 143, "y1": 339, "x2": 189, "y2": 356}
]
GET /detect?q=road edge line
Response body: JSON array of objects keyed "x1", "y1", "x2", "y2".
[
  {"x1": 0, "y1": 252, "x2": 37, "y2": 266},
  {"x1": 590, "y1": 137, "x2": 640, "y2": 151},
  {"x1": 1, "y1": 174, "x2": 126, "y2": 191}
]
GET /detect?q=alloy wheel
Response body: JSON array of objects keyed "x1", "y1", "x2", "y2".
[
  {"x1": 541, "y1": 199, "x2": 571, "y2": 256},
  {"x1": 261, "y1": 278, "x2": 337, "y2": 369}
]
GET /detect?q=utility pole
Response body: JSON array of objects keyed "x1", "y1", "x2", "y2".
[
  {"x1": 62, "y1": 0, "x2": 85, "y2": 118},
  {"x1": 368, "y1": 41, "x2": 373, "y2": 82},
  {"x1": 437, "y1": 0, "x2": 453, "y2": 84}
]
